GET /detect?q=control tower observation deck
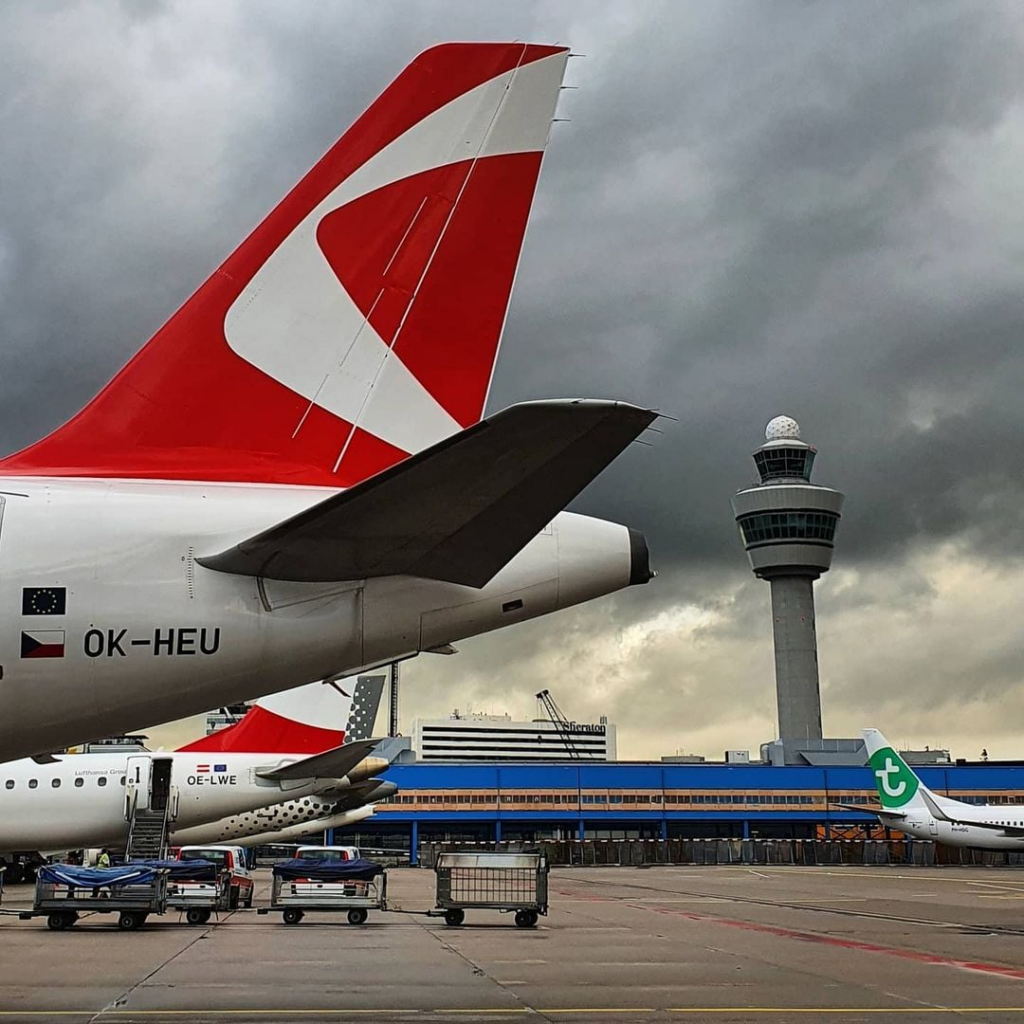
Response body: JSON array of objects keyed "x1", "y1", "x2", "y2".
[{"x1": 731, "y1": 417, "x2": 844, "y2": 741}]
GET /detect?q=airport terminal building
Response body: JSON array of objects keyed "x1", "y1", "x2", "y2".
[{"x1": 334, "y1": 759, "x2": 1024, "y2": 864}]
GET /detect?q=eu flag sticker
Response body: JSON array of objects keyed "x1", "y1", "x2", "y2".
[
  {"x1": 21, "y1": 630, "x2": 66, "y2": 659},
  {"x1": 22, "y1": 587, "x2": 66, "y2": 616}
]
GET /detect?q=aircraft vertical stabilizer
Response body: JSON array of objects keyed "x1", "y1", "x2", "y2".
[
  {"x1": 0, "y1": 44, "x2": 569, "y2": 487},
  {"x1": 179, "y1": 674, "x2": 385, "y2": 755}
]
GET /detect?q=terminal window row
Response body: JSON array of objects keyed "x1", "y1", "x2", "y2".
[
  {"x1": 383, "y1": 791, "x2": 824, "y2": 807},
  {"x1": 382, "y1": 789, "x2": 1017, "y2": 808},
  {"x1": 739, "y1": 512, "x2": 838, "y2": 544}
]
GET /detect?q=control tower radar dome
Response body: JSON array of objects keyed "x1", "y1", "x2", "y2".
[{"x1": 765, "y1": 415, "x2": 801, "y2": 442}]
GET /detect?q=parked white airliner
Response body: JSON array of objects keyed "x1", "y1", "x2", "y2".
[
  {"x1": 0, "y1": 42, "x2": 655, "y2": 763},
  {"x1": 863, "y1": 728, "x2": 1024, "y2": 850},
  {"x1": 0, "y1": 679, "x2": 390, "y2": 866}
]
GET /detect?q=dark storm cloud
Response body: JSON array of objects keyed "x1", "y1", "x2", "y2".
[
  {"x1": 6, "y1": 1, "x2": 1024, "y2": 756},
  {"x1": 4, "y1": 0, "x2": 1024, "y2": 584}
]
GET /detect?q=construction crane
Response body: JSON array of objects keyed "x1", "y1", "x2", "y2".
[
  {"x1": 535, "y1": 689, "x2": 581, "y2": 759},
  {"x1": 388, "y1": 662, "x2": 400, "y2": 737}
]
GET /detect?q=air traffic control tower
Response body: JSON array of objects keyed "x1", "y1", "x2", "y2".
[{"x1": 732, "y1": 417, "x2": 844, "y2": 741}]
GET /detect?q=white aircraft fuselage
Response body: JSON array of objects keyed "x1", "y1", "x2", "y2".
[
  {"x1": 881, "y1": 805, "x2": 1024, "y2": 850},
  {"x1": 0, "y1": 479, "x2": 635, "y2": 762},
  {"x1": 0, "y1": 747, "x2": 381, "y2": 855}
]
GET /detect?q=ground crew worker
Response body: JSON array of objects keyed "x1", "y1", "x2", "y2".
[{"x1": 95, "y1": 848, "x2": 112, "y2": 898}]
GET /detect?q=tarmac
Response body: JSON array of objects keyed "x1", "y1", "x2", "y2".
[{"x1": 1, "y1": 864, "x2": 1024, "y2": 1022}]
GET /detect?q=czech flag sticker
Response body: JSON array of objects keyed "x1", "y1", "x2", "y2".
[{"x1": 21, "y1": 630, "x2": 65, "y2": 659}]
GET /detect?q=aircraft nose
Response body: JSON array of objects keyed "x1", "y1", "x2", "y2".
[{"x1": 628, "y1": 528, "x2": 655, "y2": 586}]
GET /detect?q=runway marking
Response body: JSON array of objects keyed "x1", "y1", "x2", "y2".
[
  {"x1": 967, "y1": 880, "x2": 1024, "y2": 893},
  {"x1": 662, "y1": 1011, "x2": 1024, "y2": 1016},
  {"x1": 643, "y1": 905, "x2": 1024, "y2": 981},
  {"x1": 781, "y1": 898, "x2": 867, "y2": 904},
  {"x1": 820, "y1": 870, "x2": 1024, "y2": 887}
]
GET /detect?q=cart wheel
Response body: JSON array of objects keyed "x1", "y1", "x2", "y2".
[
  {"x1": 117, "y1": 911, "x2": 143, "y2": 931},
  {"x1": 186, "y1": 908, "x2": 209, "y2": 926},
  {"x1": 444, "y1": 909, "x2": 465, "y2": 927},
  {"x1": 514, "y1": 910, "x2": 536, "y2": 928},
  {"x1": 244, "y1": 890, "x2": 254, "y2": 909},
  {"x1": 283, "y1": 909, "x2": 304, "y2": 925},
  {"x1": 47, "y1": 912, "x2": 73, "y2": 931},
  {"x1": 347, "y1": 908, "x2": 368, "y2": 926}
]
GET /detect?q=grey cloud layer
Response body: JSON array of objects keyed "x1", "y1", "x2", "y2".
[{"x1": 6, "y1": 1, "x2": 1024, "y2": 755}]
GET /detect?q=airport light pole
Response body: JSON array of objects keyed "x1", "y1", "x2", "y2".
[{"x1": 731, "y1": 416, "x2": 844, "y2": 741}]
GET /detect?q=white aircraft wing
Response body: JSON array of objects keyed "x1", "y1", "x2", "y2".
[
  {"x1": 198, "y1": 400, "x2": 657, "y2": 587},
  {"x1": 256, "y1": 738, "x2": 384, "y2": 782}
]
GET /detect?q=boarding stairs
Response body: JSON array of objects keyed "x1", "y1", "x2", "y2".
[{"x1": 125, "y1": 803, "x2": 171, "y2": 861}]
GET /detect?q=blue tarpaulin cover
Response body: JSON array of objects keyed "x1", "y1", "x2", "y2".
[
  {"x1": 38, "y1": 864, "x2": 159, "y2": 887},
  {"x1": 271, "y1": 858, "x2": 384, "y2": 881},
  {"x1": 131, "y1": 859, "x2": 219, "y2": 880}
]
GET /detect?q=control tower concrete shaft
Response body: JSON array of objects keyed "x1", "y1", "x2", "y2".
[{"x1": 731, "y1": 417, "x2": 844, "y2": 741}]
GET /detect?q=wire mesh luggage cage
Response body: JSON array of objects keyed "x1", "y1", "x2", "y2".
[{"x1": 434, "y1": 852, "x2": 548, "y2": 928}]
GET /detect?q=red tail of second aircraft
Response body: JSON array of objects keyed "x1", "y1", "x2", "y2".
[
  {"x1": 1, "y1": 43, "x2": 569, "y2": 486},
  {"x1": 178, "y1": 675, "x2": 386, "y2": 755}
]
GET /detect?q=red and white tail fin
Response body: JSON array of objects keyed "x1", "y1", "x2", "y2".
[
  {"x1": 177, "y1": 674, "x2": 386, "y2": 755},
  {"x1": 1, "y1": 43, "x2": 569, "y2": 486}
]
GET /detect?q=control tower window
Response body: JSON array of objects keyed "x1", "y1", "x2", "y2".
[
  {"x1": 739, "y1": 512, "x2": 838, "y2": 545},
  {"x1": 753, "y1": 447, "x2": 815, "y2": 481}
]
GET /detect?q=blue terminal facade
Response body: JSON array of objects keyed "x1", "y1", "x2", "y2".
[{"x1": 340, "y1": 761, "x2": 1024, "y2": 863}]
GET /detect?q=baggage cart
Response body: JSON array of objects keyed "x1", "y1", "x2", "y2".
[
  {"x1": 258, "y1": 858, "x2": 386, "y2": 925},
  {"x1": 22, "y1": 864, "x2": 168, "y2": 931},
  {"x1": 150, "y1": 858, "x2": 232, "y2": 925},
  {"x1": 433, "y1": 851, "x2": 548, "y2": 928}
]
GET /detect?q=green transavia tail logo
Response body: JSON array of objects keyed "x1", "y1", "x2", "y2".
[{"x1": 868, "y1": 746, "x2": 919, "y2": 808}]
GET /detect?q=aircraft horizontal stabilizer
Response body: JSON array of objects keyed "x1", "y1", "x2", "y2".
[
  {"x1": 198, "y1": 400, "x2": 657, "y2": 587},
  {"x1": 918, "y1": 787, "x2": 1024, "y2": 836},
  {"x1": 830, "y1": 802, "x2": 903, "y2": 818},
  {"x1": 256, "y1": 738, "x2": 383, "y2": 781}
]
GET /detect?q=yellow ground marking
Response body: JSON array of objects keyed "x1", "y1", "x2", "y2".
[
  {"x1": 3, "y1": 1010, "x2": 1024, "y2": 1018},
  {"x1": 966, "y1": 880, "x2": 1024, "y2": 893},
  {"x1": 815, "y1": 869, "x2": 1024, "y2": 886}
]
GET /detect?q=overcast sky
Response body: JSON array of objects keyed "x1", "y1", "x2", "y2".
[{"x1": 5, "y1": 1, "x2": 1024, "y2": 759}]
